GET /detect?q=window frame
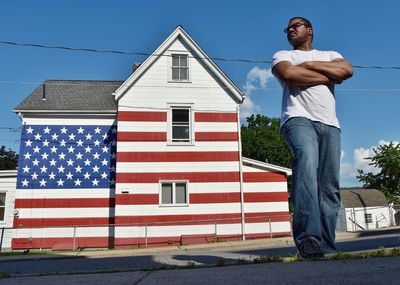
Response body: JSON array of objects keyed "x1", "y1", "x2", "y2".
[
  {"x1": 159, "y1": 181, "x2": 189, "y2": 207},
  {"x1": 0, "y1": 192, "x2": 6, "y2": 222},
  {"x1": 365, "y1": 213, "x2": 373, "y2": 224},
  {"x1": 168, "y1": 52, "x2": 191, "y2": 83},
  {"x1": 167, "y1": 104, "x2": 194, "y2": 145}
]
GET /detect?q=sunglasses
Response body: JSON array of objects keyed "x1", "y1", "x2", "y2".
[{"x1": 283, "y1": 22, "x2": 308, "y2": 33}]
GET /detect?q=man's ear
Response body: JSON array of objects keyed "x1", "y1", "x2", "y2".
[{"x1": 308, "y1": 28, "x2": 313, "y2": 37}]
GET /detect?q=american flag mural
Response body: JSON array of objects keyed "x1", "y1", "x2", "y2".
[{"x1": 17, "y1": 125, "x2": 117, "y2": 190}]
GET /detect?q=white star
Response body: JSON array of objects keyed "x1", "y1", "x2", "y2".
[
  {"x1": 66, "y1": 172, "x2": 74, "y2": 179},
  {"x1": 32, "y1": 159, "x2": 40, "y2": 166},
  {"x1": 26, "y1": 127, "x2": 34, "y2": 134},
  {"x1": 85, "y1": 133, "x2": 93, "y2": 140},
  {"x1": 41, "y1": 152, "x2": 49, "y2": 160},
  {"x1": 101, "y1": 172, "x2": 108, "y2": 179},
  {"x1": 110, "y1": 179, "x2": 115, "y2": 186},
  {"x1": 83, "y1": 172, "x2": 91, "y2": 179},
  {"x1": 31, "y1": 172, "x2": 38, "y2": 180},
  {"x1": 33, "y1": 146, "x2": 41, "y2": 153},
  {"x1": 21, "y1": 179, "x2": 29, "y2": 187},
  {"x1": 101, "y1": 159, "x2": 108, "y2": 166},
  {"x1": 102, "y1": 146, "x2": 108, "y2": 153},
  {"x1": 39, "y1": 179, "x2": 47, "y2": 187},
  {"x1": 25, "y1": 140, "x2": 33, "y2": 147},
  {"x1": 60, "y1": 127, "x2": 68, "y2": 134},
  {"x1": 77, "y1": 139, "x2": 84, "y2": 147},
  {"x1": 40, "y1": 165, "x2": 48, "y2": 173},
  {"x1": 59, "y1": 152, "x2": 66, "y2": 160},
  {"x1": 111, "y1": 153, "x2": 116, "y2": 159},
  {"x1": 58, "y1": 165, "x2": 65, "y2": 173},
  {"x1": 94, "y1": 140, "x2": 101, "y2": 146},
  {"x1": 74, "y1": 179, "x2": 82, "y2": 186},
  {"x1": 85, "y1": 146, "x2": 92, "y2": 153},
  {"x1": 92, "y1": 165, "x2": 99, "y2": 173},
  {"x1": 92, "y1": 178, "x2": 99, "y2": 186},
  {"x1": 94, "y1": 127, "x2": 101, "y2": 134},
  {"x1": 22, "y1": 165, "x2": 30, "y2": 173},
  {"x1": 43, "y1": 127, "x2": 51, "y2": 134},
  {"x1": 69, "y1": 133, "x2": 76, "y2": 140},
  {"x1": 34, "y1": 133, "x2": 42, "y2": 140},
  {"x1": 50, "y1": 146, "x2": 58, "y2": 153},
  {"x1": 76, "y1": 152, "x2": 83, "y2": 160},
  {"x1": 49, "y1": 172, "x2": 56, "y2": 179},
  {"x1": 84, "y1": 159, "x2": 91, "y2": 166},
  {"x1": 102, "y1": 133, "x2": 108, "y2": 140},
  {"x1": 51, "y1": 133, "x2": 59, "y2": 140},
  {"x1": 57, "y1": 179, "x2": 65, "y2": 186},
  {"x1": 111, "y1": 140, "x2": 117, "y2": 146},
  {"x1": 49, "y1": 159, "x2": 57, "y2": 166},
  {"x1": 68, "y1": 146, "x2": 75, "y2": 153},
  {"x1": 24, "y1": 152, "x2": 31, "y2": 160},
  {"x1": 110, "y1": 166, "x2": 116, "y2": 172},
  {"x1": 60, "y1": 139, "x2": 67, "y2": 147},
  {"x1": 67, "y1": 159, "x2": 74, "y2": 166},
  {"x1": 92, "y1": 152, "x2": 100, "y2": 160},
  {"x1": 75, "y1": 165, "x2": 82, "y2": 173},
  {"x1": 77, "y1": 127, "x2": 85, "y2": 134},
  {"x1": 42, "y1": 139, "x2": 50, "y2": 147},
  {"x1": 111, "y1": 127, "x2": 117, "y2": 133}
]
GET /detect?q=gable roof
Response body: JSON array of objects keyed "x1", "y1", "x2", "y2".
[
  {"x1": 114, "y1": 26, "x2": 244, "y2": 103},
  {"x1": 14, "y1": 80, "x2": 122, "y2": 113},
  {"x1": 242, "y1": 157, "x2": 292, "y2": 176},
  {"x1": 341, "y1": 189, "x2": 388, "y2": 208}
]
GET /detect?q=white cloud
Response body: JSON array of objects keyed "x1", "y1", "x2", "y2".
[
  {"x1": 241, "y1": 67, "x2": 274, "y2": 120},
  {"x1": 340, "y1": 140, "x2": 400, "y2": 187}
]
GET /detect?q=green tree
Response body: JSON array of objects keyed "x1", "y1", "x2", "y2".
[
  {"x1": 357, "y1": 142, "x2": 400, "y2": 203},
  {"x1": 241, "y1": 114, "x2": 292, "y2": 168},
  {"x1": 0, "y1": 145, "x2": 18, "y2": 170}
]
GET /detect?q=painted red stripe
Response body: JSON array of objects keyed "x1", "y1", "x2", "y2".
[
  {"x1": 195, "y1": 112, "x2": 237, "y2": 122},
  {"x1": 195, "y1": 132, "x2": 238, "y2": 141},
  {"x1": 118, "y1": 111, "x2": 167, "y2": 122},
  {"x1": 244, "y1": 192, "x2": 288, "y2": 203},
  {"x1": 13, "y1": 217, "x2": 113, "y2": 228},
  {"x1": 117, "y1": 132, "x2": 166, "y2": 142},
  {"x1": 190, "y1": 193, "x2": 240, "y2": 203},
  {"x1": 116, "y1": 172, "x2": 240, "y2": 183},
  {"x1": 117, "y1": 151, "x2": 239, "y2": 162},
  {"x1": 12, "y1": 237, "x2": 110, "y2": 250},
  {"x1": 15, "y1": 198, "x2": 115, "y2": 209},
  {"x1": 243, "y1": 172, "x2": 287, "y2": 182},
  {"x1": 116, "y1": 194, "x2": 159, "y2": 205}
]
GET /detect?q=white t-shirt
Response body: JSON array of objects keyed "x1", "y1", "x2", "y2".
[{"x1": 272, "y1": 49, "x2": 343, "y2": 128}]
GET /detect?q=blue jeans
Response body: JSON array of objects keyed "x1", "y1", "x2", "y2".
[{"x1": 281, "y1": 117, "x2": 341, "y2": 253}]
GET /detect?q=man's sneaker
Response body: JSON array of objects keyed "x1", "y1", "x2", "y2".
[{"x1": 297, "y1": 237, "x2": 325, "y2": 259}]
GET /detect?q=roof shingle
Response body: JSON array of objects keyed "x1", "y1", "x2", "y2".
[{"x1": 341, "y1": 189, "x2": 388, "y2": 208}]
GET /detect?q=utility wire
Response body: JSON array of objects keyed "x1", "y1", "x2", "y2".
[{"x1": 1, "y1": 40, "x2": 400, "y2": 69}]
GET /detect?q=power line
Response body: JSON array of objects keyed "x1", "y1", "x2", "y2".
[{"x1": 1, "y1": 40, "x2": 400, "y2": 69}]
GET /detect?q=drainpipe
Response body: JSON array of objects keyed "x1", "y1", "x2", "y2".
[{"x1": 236, "y1": 105, "x2": 245, "y2": 241}]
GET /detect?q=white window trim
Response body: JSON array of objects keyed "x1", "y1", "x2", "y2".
[
  {"x1": 167, "y1": 51, "x2": 191, "y2": 83},
  {"x1": 167, "y1": 103, "x2": 195, "y2": 145},
  {"x1": 0, "y1": 192, "x2": 6, "y2": 222},
  {"x1": 159, "y1": 180, "x2": 189, "y2": 207}
]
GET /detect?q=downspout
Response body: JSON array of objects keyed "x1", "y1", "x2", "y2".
[{"x1": 236, "y1": 104, "x2": 246, "y2": 241}]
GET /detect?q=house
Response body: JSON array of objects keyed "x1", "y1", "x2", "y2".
[
  {"x1": 0, "y1": 170, "x2": 17, "y2": 252},
  {"x1": 9, "y1": 26, "x2": 292, "y2": 250},
  {"x1": 337, "y1": 189, "x2": 393, "y2": 231}
]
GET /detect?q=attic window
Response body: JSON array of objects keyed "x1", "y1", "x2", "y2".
[{"x1": 171, "y1": 54, "x2": 188, "y2": 81}]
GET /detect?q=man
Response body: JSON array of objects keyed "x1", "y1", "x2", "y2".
[{"x1": 272, "y1": 17, "x2": 353, "y2": 259}]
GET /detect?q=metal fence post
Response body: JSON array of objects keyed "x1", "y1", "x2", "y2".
[
  {"x1": 214, "y1": 219, "x2": 218, "y2": 239},
  {"x1": 72, "y1": 226, "x2": 77, "y2": 251},
  {"x1": 145, "y1": 223, "x2": 148, "y2": 248},
  {"x1": 268, "y1": 217, "x2": 273, "y2": 238},
  {"x1": 0, "y1": 227, "x2": 4, "y2": 253}
]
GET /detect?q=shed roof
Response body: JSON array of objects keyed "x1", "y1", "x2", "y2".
[
  {"x1": 341, "y1": 189, "x2": 388, "y2": 208},
  {"x1": 14, "y1": 80, "x2": 122, "y2": 113}
]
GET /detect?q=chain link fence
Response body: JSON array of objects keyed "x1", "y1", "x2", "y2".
[{"x1": 0, "y1": 215, "x2": 292, "y2": 252}]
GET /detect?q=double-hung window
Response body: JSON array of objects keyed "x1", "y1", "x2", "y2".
[
  {"x1": 0, "y1": 193, "x2": 5, "y2": 221},
  {"x1": 171, "y1": 107, "x2": 191, "y2": 143},
  {"x1": 160, "y1": 182, "x2": 188, "y2": 206},
  {"x1": 365, "y1": 213, "x2": 373, "y2": 224},
  {"x1": 171, "y1": 54, "x2": 189, "y2": 81}
]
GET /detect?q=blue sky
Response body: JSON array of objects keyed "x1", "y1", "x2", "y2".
[{"x1": 0, "y1": 0, "x2": 399, "y2": 187}]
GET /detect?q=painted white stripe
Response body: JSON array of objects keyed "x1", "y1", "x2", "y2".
[
  {"x1": 22, "y1": 118, "x2": 116, "y2": 126},
  {"x1": 117, "y1": 122, "x2": 166, "y2": 132},
  {"x1": 194, "y1": 122, "x2": 237, "y2": 132},
  {"x1": 18, "y1": 208, "x2": 111, "y2": 218},
  {"x1": 13, "y1": 227, "x2": 110, "y2": 238},
  {"x1": 245, "y1": 222, "x2": 291, "y2": 234},
  {"x1": 244, "y1": 202, "x2": 289, "y2": 213},
  {"x1": 116, "y1": 161, "x2": 240, "y2": 173},
  {"x1": 15, "y1": 189, "x2": 114, "y2": 199},
  {"x1": 243, "y1": 182, "x2": 288, "y2": 193},
  {"x1": 116, "y1": 141, "x2": 239, "y2": 152},
  {"x1": 115, "y1": 203, "x2": 242, "y2": 216}
]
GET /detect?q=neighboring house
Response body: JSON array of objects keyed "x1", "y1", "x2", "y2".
[
  {"x1": 337, "y1": 189, "x2": 392, "y2": 231},
  {"x1": 0, "y1": 170, "x2": 17, "y2": 251},
  {"x1": 11, "y1": 26, "x2": 292, "y2": 250}
]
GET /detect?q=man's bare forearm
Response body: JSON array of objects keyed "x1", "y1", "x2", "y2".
[
  {"x1": 299, "y1": 60, "x2": 353, "y2": 81},
  {"x1": 273, "y1": 63, "x2": 332, "y2": 86}
]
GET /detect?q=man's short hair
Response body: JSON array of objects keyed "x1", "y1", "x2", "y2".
[{"x1": 289, "y1": 17, "x2": 312, "y2": 29}]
